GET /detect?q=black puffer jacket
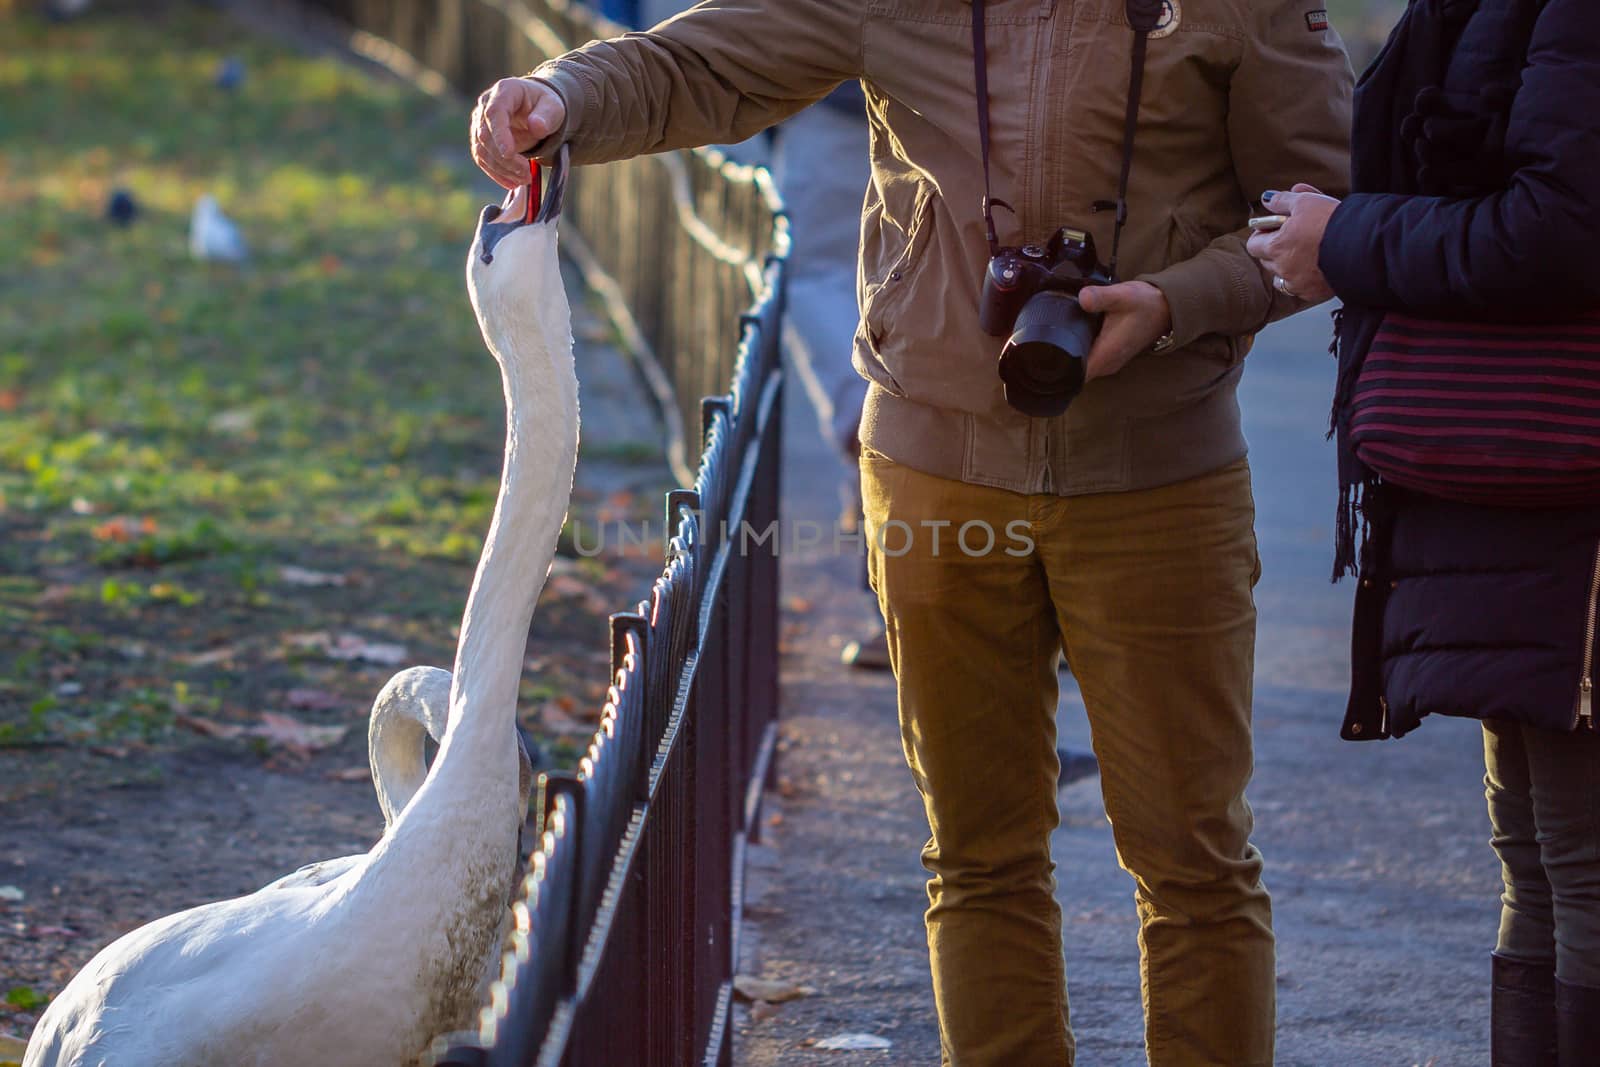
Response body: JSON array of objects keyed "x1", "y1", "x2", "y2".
[{"x1": 1318, "y1": 0, "x2": 1600, "y2": 740}]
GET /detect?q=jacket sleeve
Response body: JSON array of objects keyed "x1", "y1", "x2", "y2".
[
  {"x1": 526, "y1": 0, "x2": 863, "y2": 165},
  {"x1": 1319, "y1": 0, "x2": 1600, "y2": 315},
  {"x1": 1140, "y1": 0, "x2": 1353, "y2": 348}
]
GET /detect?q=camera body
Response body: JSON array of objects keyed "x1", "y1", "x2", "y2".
[{"x1": 979, "y1": 226, "x2": 1113, "y2": 418}]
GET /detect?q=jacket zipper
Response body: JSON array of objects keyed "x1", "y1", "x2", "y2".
[
  {"x1": 1578, "y1": 541, "x2": 1599, "y2": 730},
  {"x1": 1027, "y1": 5, "x2": 1052, "y2": 241}
]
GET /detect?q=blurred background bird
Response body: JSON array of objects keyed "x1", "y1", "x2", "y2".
[
  {"x1": 104, "y1": 188, "x2": 138, "y2": 227},
  {"x1": 189, "y1": 194, "x2": 248, "y2": 263},
  {"x1": 213, "y1": 56, "x2": 245, "y2": 91}
]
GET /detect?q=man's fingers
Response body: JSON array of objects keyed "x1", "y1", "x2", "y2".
[
  {"x1": 481, "y1": 88, "x2": 519, "y2": 155},
  {"x1": 1077, "y1": 282, "x2": 1140, "y2": 314},
  {"x1": 472, "y1": 126, "x2": 522, "y2": 188},
  {"x1": 528, "y1": 94, "x2": 564, "y2": 143},
  {"x1": 1290, "y1": 182, "x2": 1324, "y2": 196}
]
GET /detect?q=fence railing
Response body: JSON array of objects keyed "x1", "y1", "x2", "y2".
[
  {"x1": 307, "y1": 0, "x2": 784, "y2": 485},
  {"x1": 292, "y1": 1, "x2": 789, "y2": 1063}
]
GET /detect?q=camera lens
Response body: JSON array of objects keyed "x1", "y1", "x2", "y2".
[{"x1": 997, "y1": 291, "x2": 1098, "y2": 417}]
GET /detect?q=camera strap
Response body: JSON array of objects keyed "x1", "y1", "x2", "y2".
[{"x1": 972, "y1": 0, "x2": 1162, "y2": 276}]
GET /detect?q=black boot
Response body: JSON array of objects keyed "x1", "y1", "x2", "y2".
[
  {"x1": 1493, "y1": 953, "x2": 1558, "y2": 1066},
  {"x1": 1556, "y1": 977, "x2": 1600, "y2": 1065}
]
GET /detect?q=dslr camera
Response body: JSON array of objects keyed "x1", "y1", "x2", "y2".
[{"x1": 978, "y1": 226, "x2": 1113, "y2": 418}]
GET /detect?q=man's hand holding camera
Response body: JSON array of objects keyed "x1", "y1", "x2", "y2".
[{"x1": 1078, "y1": 281, "x2": 1171, "y2": 381}]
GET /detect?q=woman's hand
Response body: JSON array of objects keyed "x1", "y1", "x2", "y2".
[
  {"x1": 471, "y1": 78, "x2": 567, "y2": 190},
  {"x1": 1245, "y1": 183, "x2": 1340, "y2": 304}
]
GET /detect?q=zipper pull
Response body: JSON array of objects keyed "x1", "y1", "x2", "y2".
[{"x1": 1582, "y1": 678, "x2": 1594, "y2": 730}]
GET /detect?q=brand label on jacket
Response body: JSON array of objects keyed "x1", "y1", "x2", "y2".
[
  {"x1": 1150, "y1": 0, "x2": 1181, "y2": 39},
  {"x1": 1305, "y1": 9, "x2": 1330, "y2": 32}
]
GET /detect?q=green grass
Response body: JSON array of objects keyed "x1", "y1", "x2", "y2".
[{"x1": 0, "y1": 7, "x2": 631, "y2": 753}]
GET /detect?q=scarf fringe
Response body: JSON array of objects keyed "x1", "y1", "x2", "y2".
[
  {"x1": 1332, "y1": 482, "x2": 1369, "y2": 581},
  {"x1": 1327, "y1": 305, "x2": 1382, "y2": 582}
]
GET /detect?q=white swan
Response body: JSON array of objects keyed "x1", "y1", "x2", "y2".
[{"x1": 24, "y1": 153, "x2": 579, "y2": 1067}]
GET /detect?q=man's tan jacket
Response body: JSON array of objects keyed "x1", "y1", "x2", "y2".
[{"x1": 533, "y1": 0, "x2": 1353, "y2": 495}]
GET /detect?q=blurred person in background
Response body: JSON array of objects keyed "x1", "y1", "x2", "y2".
[
  {"x1": 472, "y1": 2, "x2": 1352, "y2": 1061},
  {"x1": 1249, "y1": 0, "x2": 1600, "y2": 1061}
]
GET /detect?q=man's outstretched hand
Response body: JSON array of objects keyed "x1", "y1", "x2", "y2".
[{"x1": 471, "y1": 78, "x2": 567, "y2": 189}]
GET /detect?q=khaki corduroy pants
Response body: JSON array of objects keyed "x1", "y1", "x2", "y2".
[{"x1": 862, "y1": 451, "x2": 1274, "y2": 1067}]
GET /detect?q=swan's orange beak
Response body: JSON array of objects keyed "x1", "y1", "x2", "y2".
[{"x1": 475, "y1": 145, "x2": 569, "y2": 265}]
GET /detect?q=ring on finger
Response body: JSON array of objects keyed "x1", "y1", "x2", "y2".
[{"x1": 1273, "y1": 275, "x2": 1296, "y2": 297}]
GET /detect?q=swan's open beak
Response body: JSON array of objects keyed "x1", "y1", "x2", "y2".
[{"x1": 476, "y1": 143, "x2": 569, "y2": 266}]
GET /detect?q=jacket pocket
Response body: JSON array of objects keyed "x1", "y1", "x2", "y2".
[{"x1": 861, "y1": 181, "x2": 937, "y2": 389}]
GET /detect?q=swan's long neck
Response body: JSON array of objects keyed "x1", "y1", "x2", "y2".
[
  {"x1": 367, "y1": 665, "x2": 452, "y2": 829},
  {"x1": 446, "y1": 225, "x2": 578, "y2": 748}
]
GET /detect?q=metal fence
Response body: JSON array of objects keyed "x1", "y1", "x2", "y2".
[
  {"x1": 293, "y1": 1, "x2": 789, "y2": 1063},
  {"x1": 307, "y1": 0, "x2": 784, "y2": 485}
]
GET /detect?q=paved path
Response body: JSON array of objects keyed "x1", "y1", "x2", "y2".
[{"x1": 735, "y1": 310, "x2": 1495, "y2": 1066}]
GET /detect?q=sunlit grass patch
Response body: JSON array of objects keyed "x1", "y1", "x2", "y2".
[{"x1": 0, "y1": 6, "x2": 640, "y2": 754}]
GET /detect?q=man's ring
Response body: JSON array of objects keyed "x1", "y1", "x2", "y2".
[{"x1": 1274, "y1": 276, "x2": 1296, "y2": 297}]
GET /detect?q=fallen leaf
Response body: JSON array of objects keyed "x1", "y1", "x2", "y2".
[
  {"x1": 252, "y1": 712, "x2": 349, "y2": 758},
  {"x1": 279, "y1": 565, "x2": 347, "y2": 587},
  {"x1": 0, "y1": 388, "x2": 20, "y2": 412},
  {"x1": 178, "y1": 645, "x2": 243, "y2": 667},
  {"x1": 0, "y1": 887, "x2": 23, "y2": 903},
  {"x1": 208, "y1": 408, "x2": 256, "y2": 435},
  {"x1": 326, "y1": 634, "x2": 406, "y2": 666},
  {"x1": 90, "y1": 517, "x2": 136, "y2": 543},
  {"x1": 326, "y1": 766, "x2": 371, "y2": 782},
  {"x1": 287, "y1": 631, "x2": 332, "y2": 651},
  {"x1": 175, "y1": 713, "x2": 246, "y2": 740},
  {"x1": 37, "y1": 584, "x2": 76, "y2": 605},
  {"x1": 286, "y1": 688, "x2": 345, "y2": 712},
  {"x1": 814, "y1": 1033, "x2": 892, "y2": 1051},
  {"x1": 733, "y1": 976, "x2": 816, "y2": 1004}
]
